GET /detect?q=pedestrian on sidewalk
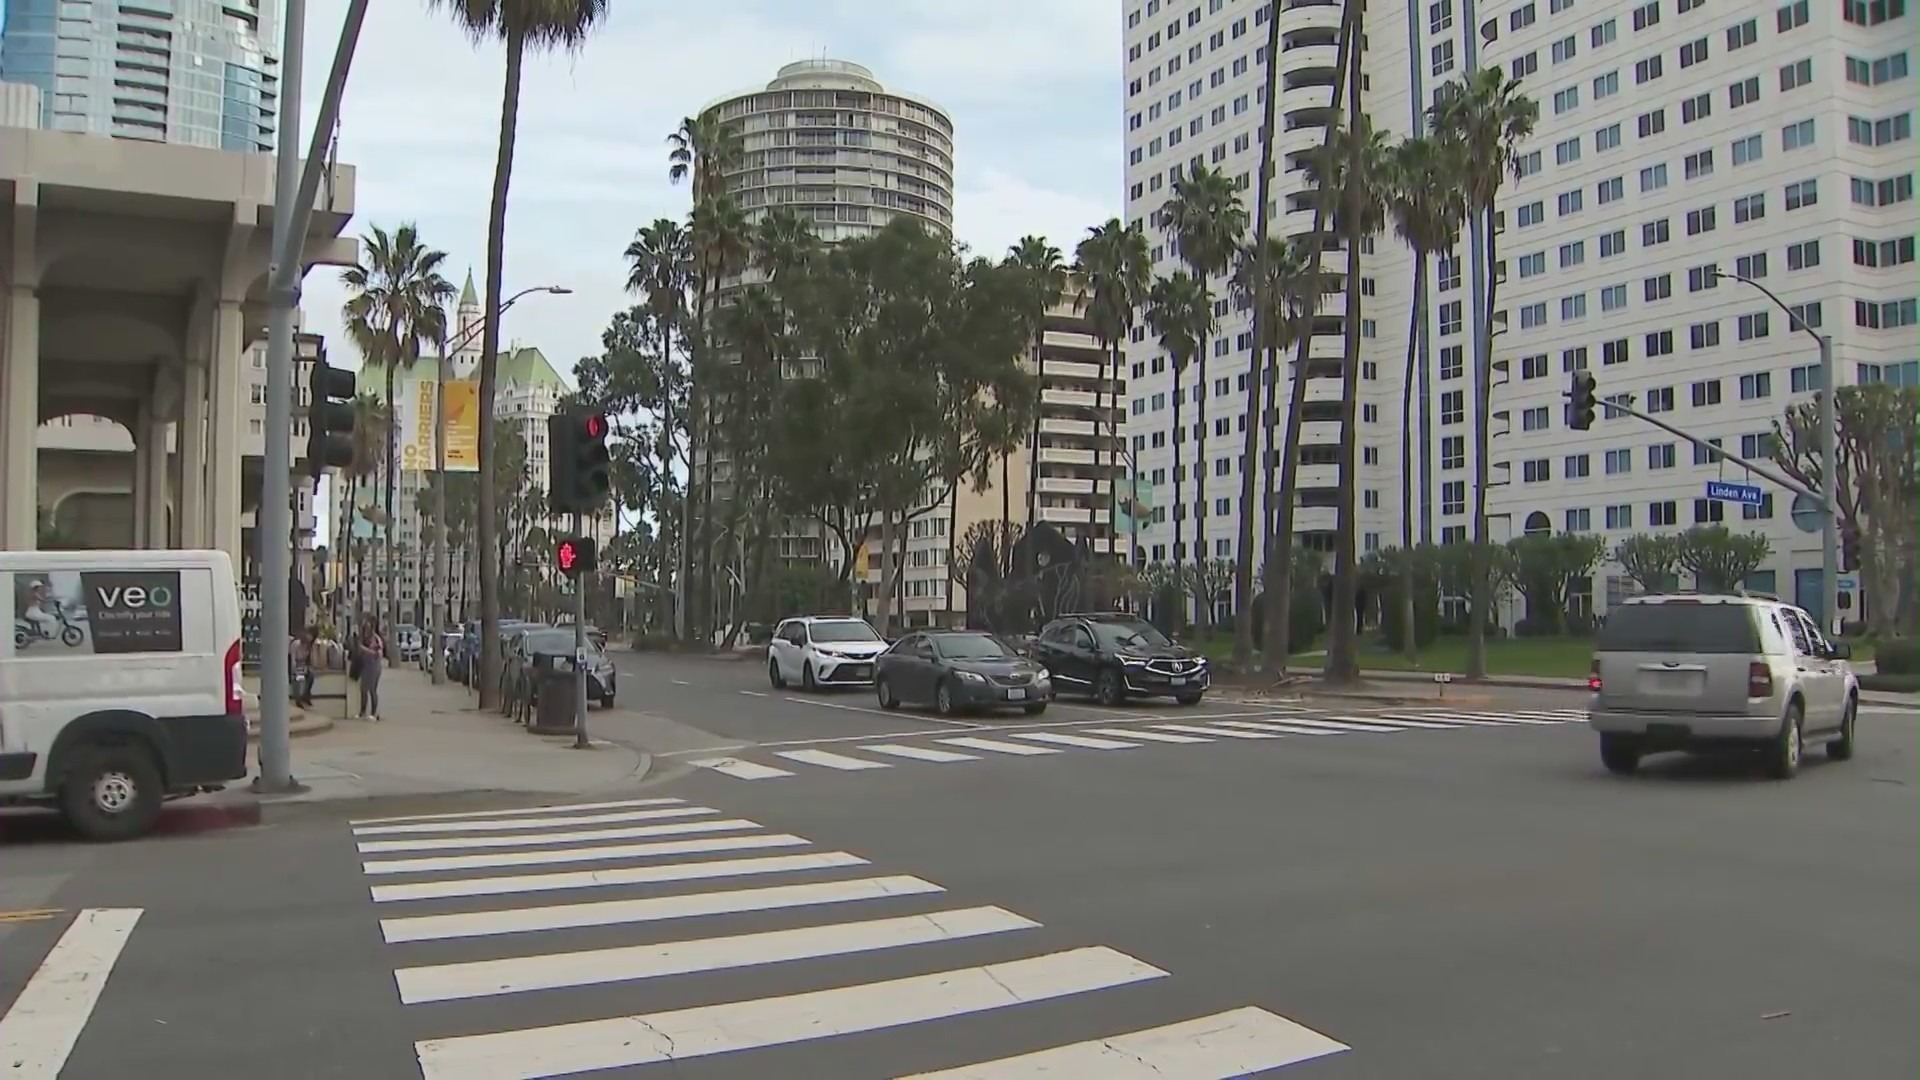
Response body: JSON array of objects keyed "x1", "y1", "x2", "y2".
[
  {"x1": 356, "y1": 618, "x2": 387, "y2": 722},
  {"x1": 290, "y1": 627, "x2": 317, "y2": 707}
]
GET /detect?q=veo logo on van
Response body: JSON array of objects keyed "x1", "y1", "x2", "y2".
[{"x1": 94, "y1": 584, "x2": 173, "y2": 609}]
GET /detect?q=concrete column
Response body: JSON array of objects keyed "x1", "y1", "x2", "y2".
[
  {"x1": 2, "y1": 284, "x2": 39, "y2": 550},
  {"x1": 132, "y1": 420, "x2": 152, "y2": 549},
  {"x1": 179, "y1": 362, "x2": 208, "y2": 548},
  {"x1": 207, "y1": 300, "x2": 244, "y2": 569},
  {"x1": 144, "y1": 410, "x2": 170, "y2": 548}
]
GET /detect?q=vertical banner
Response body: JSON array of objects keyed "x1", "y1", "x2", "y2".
[{"x1": 396, "y1": 376, "x2": 480, "y2": 473}]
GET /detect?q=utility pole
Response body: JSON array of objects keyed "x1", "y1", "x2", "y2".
[
  {"x1": 256, "y1": 0, "x2": 370, "y2": 793},
  {"x1": 572, "y1": 510, "x2": 590, "y2": 750}
]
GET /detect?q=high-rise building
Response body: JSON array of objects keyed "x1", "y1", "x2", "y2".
[
  {"x1": 1033, "y1": 289, "x2": 1131, "y2": 559},
  {"x1": 0, "y1": 0, "x2": 280, "y2": 151}
]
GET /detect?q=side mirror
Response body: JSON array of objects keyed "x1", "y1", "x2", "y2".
[{"x1": 1829, "y1": 641, "x2": 1852, "y2": 660}]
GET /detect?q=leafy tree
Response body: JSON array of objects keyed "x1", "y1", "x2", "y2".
[
  {"x1": 1429, "y1": 68, "x2": 1539, "y2": 678},
  {"x1": 429, "y1": 0, "x2": 610, "y2": 707},
  {"x1": 1185, "y1": 558, "x2": 1237, "y2": 626},
  {"x1": 1433, "y1": 539, "x2": 1516, "y2": 628},
  {"x1": 1612, "y1": 533, "x2": 1682, "y2": 594},
  {"x1": 1144, "y1": 271, "x2": 1210, "y2": 630},
  {"x1": 1674, "y1": 525, "x2": 1772, "y2": 593},
  {"x1": 1375, "y1": 543, "x2": 1443, "y2": 651},
  {"x1": 1507, "y1": 532, "x2": 1604, "y2": 633},
  {"x1": 1071, "y1": 220, "x2": 1152, "y2": 552}
]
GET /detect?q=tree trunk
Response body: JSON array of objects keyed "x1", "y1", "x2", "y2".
[
  {"x1": 474, "y1": 27, "x2": 525, "y2": 710},
  {"x1": 1234, "y1": 4, "x2": 1284, "y2": 669},
  {"x1": 430, "y1": 353, "x2": 449, "y2": 684},
  {"x1": 1260, "y1": 339, "x2": 1284, "y2": 659},
  {"x1": 1398, "y1": 259, "x2": 1427, "y2": 664},
  {"x1": 943, "y1": 482, "x2": 958, "y2": 625},
  {"x1": 1026, "y1": 331, "x2": 1044, "y2": 542},
  {"x1": 383, "y1": 364, "x2": 401, "y2": 644},
  {"x1": 1170, "y1": 364, "x2": 1186, "y2": 632},
  {"x1": 1323, "y1": 26, "x2": 1367, "y2": 686},
  {"x1": 1193, "y1": 330, "x2": 1208, "y2": 630},
  {"x1": 1262, "y1": 0, "x2": 1357, "y2": 672},
  {"x1": 1465, "y1": 206, "x2": 1499, "y2": 678},
  {"x1": 876, "y1": 506, "x2": 897, "y2": 635}
]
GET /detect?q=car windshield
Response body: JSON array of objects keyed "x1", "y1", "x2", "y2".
[
  {"x1": 936, "y1": 634, "x2": 1018, "y2": 659},
  {"x1": 1089, "y1": 619, "x2": 1171, "y2": 649},
  {"x1": 810, "y1": 621, "x2": 881, "y2": 643},
  {"x1": 1597, "y1": 603, "x2": 1761, "y2": 654},
  {"x1": 524, "y1": 630, "x2": 598, "y2": 656}
]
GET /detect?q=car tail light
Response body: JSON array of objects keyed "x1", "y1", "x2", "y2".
[
  {"x1": 1587, "y1": 659, "x2": 1602, "y2": 692},
  {"x1": 1747, "y1": 662, "x2": 1773, "y2": 699},
  {"x1": 224, "y1": 639, "x2": 244, "y2": 715}
]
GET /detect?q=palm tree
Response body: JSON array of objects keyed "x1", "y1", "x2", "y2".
[
  {"x1": 1261, "y1": 0, "x2": 1359, "y2": 672},
  {"x1": 1386, "y1": 135, "x2": 1468, "y2": 662},
  {"x1": 1145, "y1": 271, "x2": 1210, "y2": 631},
  {"x1": 345, "y1": 392, "x2": 388, "y2": 622},
  {"x1": 1430, "y1": 67, "x2": 1539, "y2": 679},
  {"x1": 1304, "y1": 107, "x2": 1395, "y2": 683},
  {"x1": 623, "y1": 218, "x2": 694, "y2": 636},
  {"x1": 429, "y1": 0, "x2": 610, "y2": 708},
  {"x1": 1071, "y1": 220, "x2": 1151, "y2": 560},
  {"x1": 339, "y1": 223, "x2": 454, "y2": 643},
  {"x1": 685, "y1": 194, "x2": 750, "y2": 641},
  {"x1": 1158, "y1": 164, "x2": 1247, "y2": 628},
  {"x1": 1007, "y1": 236, "x2": 1069, "y2": 550}
]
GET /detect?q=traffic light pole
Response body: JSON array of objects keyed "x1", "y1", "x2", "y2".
[
  {"x1": 1594, "y1": 397, "x2": 1820, "y2": 503},
  {"x1": 571, "y1": 510, "x2": 591, "y2": 750}
]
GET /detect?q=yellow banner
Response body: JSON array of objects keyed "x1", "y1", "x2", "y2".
[{"x1": 398, "y1": 378, "x2": 480, "y2": 473}]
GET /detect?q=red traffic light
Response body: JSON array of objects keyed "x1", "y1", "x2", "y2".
[
  {"x1": 583, "y1": 414, "x2": 608, "y2": 439},
  {"x1": 557, "y1": 540, "x2": 580, "y2": 572},
  {"x1": 555, "y1": 535, "x2": 597, "y2": 576}
]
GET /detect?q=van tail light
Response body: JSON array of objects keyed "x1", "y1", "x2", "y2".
[
  {"x1": 1747, "y1": 662, "x2": 1774, "y2": 699},
  {"x1": 1587, "y1": 659, "x2": 1602, "y2": 692},
  {"x1": 224, "y1": 639, "x2": 244, "y2": 715}
]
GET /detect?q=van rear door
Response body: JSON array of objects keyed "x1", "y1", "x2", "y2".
[{"x1": 1595, "y1": 602, "x2": 1763, "y2": 717}]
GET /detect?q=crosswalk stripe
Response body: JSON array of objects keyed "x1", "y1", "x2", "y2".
[
  {"x1": 1211, "y1": 720, "x2": 1346, "y2": 735},
  {"x1": 361, "y1": 833, "x2": 812, "y2": 876},
  {"x1": 378, "y1": 875, "x2": 946, "y2": 943},
  {"x1": 1289, "y1": 715, "x2": 1463, "y2": 731},
  {"x1": 1337, "y1": 713, "x2": 1508, "y2": 728},
  {"x1": 0, "y1": 909, "x2": 142, "y2": 1078},
  {"x1": 775, "y1": 749, "x2": 891, "y2": 771},
  {"x1": 350, "y1": 797, "x2": 685, "y2": 827},
  {"x1": 356, "y1": 818, "x2": 762, "y2": 854},
  {"x1": 1394, "y1": 711, "x2": 1559, "y2": 726},
  {"x1": 901, "y1": 1005, "x2": 1351, "y2": 1078},
  {"x1": 1504, "y1": 710, "x2": 1587, "y2": 719},
  {"x1": 937, "y1": 737, "x2": 1059, "y2": 756},
  {"x1": 1009, "y1": 731, "x2": 1140, "y2": 750},
  {"x1": 370, "y1": 851, "x2": 870, "y2": 903},
  {"x1": 353, "y1": 805, "x2": 716, "y2": 836},
  {"x1": 413, "y1": 946, "x2": 1168, "y2": 1079},
  {"x1": 1153, "y1": 724, "x2": 1279, "y2": 739},
  {"x1": 394, "y1": 905, "x2": 1040, "y2": 1004},
  {"x1": 1082, "y1": 727, "x2": 1211, "y2": 743},
  {"x1": 862, "y1": 743, "x2": 981, "y2": 762},
  {"x1": 690, "y1": 757, "x2": 795, "y2": 779}
]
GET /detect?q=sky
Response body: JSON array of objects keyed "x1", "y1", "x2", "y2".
[{"x1": 297, "y1": 0, "x2": 1124, "y2": 383}]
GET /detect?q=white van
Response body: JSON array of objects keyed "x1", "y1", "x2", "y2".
[{"x1": 1, "y1": 549, "x2": 249, "y2": 840}]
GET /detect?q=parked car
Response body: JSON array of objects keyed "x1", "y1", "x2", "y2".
[
  {"x1": 514, "y1": 628, "x2": 618, "y2": 709},
  {"x1": 393, "y1": 624, "x2": 422, "y2": 662},
  {"x1": 875, "y1": 630, "x2": 1052, "y2": 716},
  {"x1": 1587, "y1": 593, "x2": 1857, "y2": 779},
  {"x1": 767, "y1": 615, "x2": 890, "y2": 690},
  {"x1": 1028, "y1": 612, "x2": 1209, "y2": 706}
]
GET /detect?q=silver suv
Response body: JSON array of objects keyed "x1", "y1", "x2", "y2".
[{"x1": 1587, "y1": 594, "x2": 1858, "y2": 779}]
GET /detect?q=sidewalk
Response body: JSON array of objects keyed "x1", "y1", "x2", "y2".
[{"x1": 1263, "y1": 664, "x2": 1917, "y2": 708}]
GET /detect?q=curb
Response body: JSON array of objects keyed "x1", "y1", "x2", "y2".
[
  {"x1": 246, "y1": 713, "x2": 334, "y2": 742},
  {"x1": 153, "y1": 792, "x2": 262, "y2": 836}
]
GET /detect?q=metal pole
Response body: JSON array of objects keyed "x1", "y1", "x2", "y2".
[
  {"x1": 1598, "y1": 398, "x2": 1819, "y2": 501},
  {"x1": 1817, "y1": 334, "x2": 1839, "y2": 633},
  {"x1": 572, "y1": 511, "x2": 590, "y2": 749}
]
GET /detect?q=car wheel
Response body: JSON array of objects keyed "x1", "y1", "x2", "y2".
[
  {"x1": 935, "y1": 681, "x2": 957, "y2": 715},
  {"x1": 1828, "y1": 697, "x2": 1857, "y2": 761},
  {"x1": 60, "y1": 743, "x2": 164, "y2": 842},
  {"x1": 1175, "y1": 693, "x2": 1204, "y2": 706},
  {"x1": 1599, "y1": 734, "x2": 1641, "y2": 776},
  {"x1": 1093, "y1": 668, "x2": 1125, "y2": 707},
  {"x1": 802, "y1": 662, "x2": 818, "y2": 692},
  {"x1": 1765, "y1": 701, "x2": 1804, "y2": 780},
  {"x1": 1022, "y1": 703, "x2": 1047, "y2": 715},
  {"x1": 768, "y1": 657, "x2": 786, "y2": 689},
  {"x1": 876, "y1": 677, "x2": 901, "y2": 710}
]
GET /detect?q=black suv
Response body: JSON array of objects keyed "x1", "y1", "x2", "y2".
[{"x1": 1028, "y1": 613, "x2": 1209, "y2": 706}]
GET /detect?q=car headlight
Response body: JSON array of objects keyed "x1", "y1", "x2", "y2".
[
  {"x1": 955, "y1": 670, "x2": 987, "y2": 683},
  {"x1": 1037, "y1": 667, "x2": 1051, "y2": 680},
  {"x1": 1119, "y1": 655, "x2": 1149, "y2": 666}
]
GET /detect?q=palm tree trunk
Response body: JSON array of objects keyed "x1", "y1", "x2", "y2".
[
  {"x1": 430, "y1": 354, "x2": 449, "y2": 684},
  {"x1": 1398, "y1": 259, "x2": 1427, "y2": 663},
  {"x1": 383, "y1": 364, "x2": 400, "y2": 641},
  {"x1": 1262, "y1": 0, "x2": 1357, "y2": 673},
  {"x1": 1026, "y1": 333, "x2": 1044, "y2": 544},
  {"x1": 1193, "y1": 331, "x2": 1208, "y2": 630},
  {"x1": 1323, "y1": 0, "x2": 1368, "y2": 686},
  {"x1": 1260, "y1": 339, "x2": 1284, "y2": 655},
  {"x1": 1466, "y1": 206, "x2": 1498, "y2": 678},
  {"x1": 943, "y1": 482, "x2": 958, "y2": 625},
  {"x1": 1001, "y1": 454, "x2": 1012, "y2": 576},
  {"x1": 474, "y1": 25, "x2": 525, "y2": 710},
  {"x1": 1234, "y1": 7, "x2": 1284, "y2": 669},
  {"x1": 1170, "y1": 372, "x2": 1186, "y2": 633}
]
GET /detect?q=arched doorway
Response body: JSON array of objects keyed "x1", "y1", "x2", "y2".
[{"x1": 38, "y1": 412, "x2": 137, "y2": 548}]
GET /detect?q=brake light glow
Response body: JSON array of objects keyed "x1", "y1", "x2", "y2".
[
  {"x1": 224, "y1": 639, "x2": 244, "y2": 715},
  {"x1": 1587, "y1": 659, "x2": 1601, "y2": 692},
  {"x1": 1747, "y1": 661, "x2": 1773, "y2": 699}
]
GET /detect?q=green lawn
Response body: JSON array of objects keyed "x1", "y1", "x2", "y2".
[{"x1": 1188, "y1": 631, "x2": 1877, "y2": 679}]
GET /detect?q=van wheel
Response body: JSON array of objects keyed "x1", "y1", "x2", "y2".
[
  {"x1": 60, "y1": 743, "x2": 164, "y2": 842},
  {"x1": 1766, "y1": 703, "x2": 1804, "y2": 780},
  {"x1": 1828, "y1": 698, "x2": 1857, "y2": 761},
  {"x1": 1599, "y1": 734, "x2": 1641, "y2": 776}
]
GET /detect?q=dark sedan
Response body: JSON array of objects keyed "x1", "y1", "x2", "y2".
[{"x1": 875, "y1": 631, "x2": 1054, "y2": 716}]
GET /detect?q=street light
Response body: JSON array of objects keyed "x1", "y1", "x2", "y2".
[{"x1": 1714, "y1": 269, "x2": 1838, "y2": 633}]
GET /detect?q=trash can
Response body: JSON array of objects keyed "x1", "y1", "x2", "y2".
[{"x1": 528, "y1": 660, "x2": 581, "y2": 736}]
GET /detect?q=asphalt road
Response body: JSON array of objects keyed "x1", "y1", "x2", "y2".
[{"x1": 2, "y1": 654, "x2": 1914, "y2": 1078}]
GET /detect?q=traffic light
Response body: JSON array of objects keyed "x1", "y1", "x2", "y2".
[
  {"x1": 1568, "y1": 370, "x2": 1598, "y2": 430},
  {"x1": 1841, "y1": 526, "x2": 1860, "y2": 573},
  {"x1": 305, "y1": 355, "x2": 356, "y2": 480},
  {"x1": 548, "y1": 411, "x2": 612, "y2": 515},
  {"x1": 555, "y1": 535, "x2": 598, "y2": 577}
]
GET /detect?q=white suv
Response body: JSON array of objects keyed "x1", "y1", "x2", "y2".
[{"x1": 768, "y1": 616, "x2": 888, "y2": 690}]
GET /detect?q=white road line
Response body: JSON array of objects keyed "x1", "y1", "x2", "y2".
[
  {"x1": 1082, "y1": 727, "x2": 1212, "y2": 743},
  {"x1": 862, "y1": 744, "x2": 981, "y2": 763},
  {"x1": 370, "y1": 851, "x2": 870, "y2": 903},
  {"x1": 379, "y1": 875, "x2": 946, "y2": 943},
  {"x1": 775, "y1": 749, "x2": 891, "y2": 771},
  {"x1": 1153, "y1": 724, "x2": 1280, "y2": 739},
  {"x1": 414, "y1": 946, "x2": 1166, "y2": 1079},
  {"x1": 1394, "y1": 711, "x2": 1560, "y2": 726},
  {"x1": 936, "y1": 737, "x2": 1060, "y2": 756},
  {"x1": 739, "y1": 690, "x2": 770, "y2": 697},
  {"x1": 670, "y1": 679, "x2": 690, "y2": 685},
  {"x1": 395, "y1": 905, "x2": 1040, "y2": 1004},
  {"x1": 356, "y1": 818, "x2": 762, "y2": 854},
  {"x1": 353, "y1": 805, "x2": 716, "y2": 837},
  {"x1": 902, "y1": 1006, "x2": 1350, "y2": 1078},
  {"x1": 1281, "y1": 716, "x2": 1462, "y2": 731},
  {"x1": 655, "y1": 709, "x2": 1328, "y2": 757},
  {"x1": 350, "y1": 797, "x2": 684, "y2": 827},
  {"x1": 1009, "y1": 731, "x2": 1140, "y2": 750},
  {"x1": 1332, "y1": 713, "x2": 1508, "y2": 728},
  {"x1": 689, "y1": 758, "x2": 795, "y2": 780},
  {"x1": 361, "y1": 833, "x2": 811, "y2": 876},
  {"x1": 779, "y1": 694, "x2": 994, "y2": 729},
  {"x1": 1211, "y1": 720, "x2": 1347, "y2": 736},
  {"x1": 0, "y1": 908, "x2": 143, "y2": 1077}
]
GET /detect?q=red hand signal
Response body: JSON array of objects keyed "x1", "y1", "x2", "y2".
[{"x1": 557, "y1": 541, "x2": 579, "y2": 571}]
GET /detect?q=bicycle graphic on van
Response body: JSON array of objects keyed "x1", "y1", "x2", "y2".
[{"x1": 12, "y1": 578, "x2": 87, "y2": 650}]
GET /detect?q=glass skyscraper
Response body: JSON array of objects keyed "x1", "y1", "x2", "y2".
[{"x1": 0, "y1": 0, "x2": 279, "y2": 151}]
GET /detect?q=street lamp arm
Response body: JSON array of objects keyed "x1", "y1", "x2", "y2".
[
  {"x1": 1716, "y1": 270, "x2": 1824, "y2": 350},
  {"x1": 440, "y1": 284, "x2": 571, "y2": 357}
]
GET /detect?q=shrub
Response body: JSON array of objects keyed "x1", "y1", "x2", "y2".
[{"x1": 1874, "y1": 638, "x2": 1920, "y2": 676}]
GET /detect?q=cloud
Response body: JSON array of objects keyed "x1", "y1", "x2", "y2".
[{"x1": 954, "y1": 168, "x2": 1119, "y2": 261}]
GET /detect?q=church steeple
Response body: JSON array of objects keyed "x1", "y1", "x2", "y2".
[{"x1": 459, "y1": 269, "x2": 478, "y2": 309}]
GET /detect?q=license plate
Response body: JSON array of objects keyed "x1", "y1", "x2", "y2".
[
  {"x1": 1006, "y1": 688, "x2": 1026, "y2": 701},
  {"x1": 1170, "y1": 677, "x2": 1187, "y2": 686},
  {"x1": 850, "y1": 665, "x2": 870, "y2": 677}
]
